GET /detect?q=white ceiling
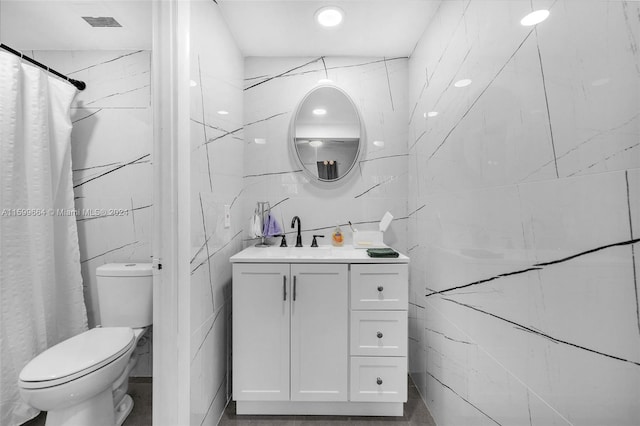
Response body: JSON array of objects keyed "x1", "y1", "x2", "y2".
[
  {"x1": 217, "y1": 0, "x2": 441, "y2": 57},
  {"x1": 0, "y1": 0, "x2": 439, "y2": 56},
  {"x1": 0, "y1": 0, "x2": 152, "y2": 51}
]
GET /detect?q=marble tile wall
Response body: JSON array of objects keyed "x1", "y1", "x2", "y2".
[
  {"x1": 189, "y1": 2, "x2": 244, "y2": 425},
  {"x1": 243, "y1": 57, "x2": 408, "y2": 251},
  {"x1": 32, "y1": 50, "x2": 153, "y2": 376},
  {"x1": 407, "y1": 1, "x2": 640, "y2": 425}
]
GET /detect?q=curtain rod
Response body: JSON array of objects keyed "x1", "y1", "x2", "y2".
[{"x1": 0, "y1": 43, "x2": 86, "y2": 91}]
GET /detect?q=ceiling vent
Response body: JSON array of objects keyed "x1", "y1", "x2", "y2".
[{"x1": 82, "y1": 17, "x2": 122, "y2": 27}]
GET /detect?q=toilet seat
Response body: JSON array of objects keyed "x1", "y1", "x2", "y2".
[{"x1": 19, "y1": 327, "x2": 135, "y2": 390}]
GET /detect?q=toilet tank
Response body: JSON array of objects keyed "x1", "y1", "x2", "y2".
[{"x1": 96, "y1": 263, "x2": 153, "y2": 327}]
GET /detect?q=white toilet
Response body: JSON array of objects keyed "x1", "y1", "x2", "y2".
[{"x1": 18, "y1": 263, "x2": 153, "y2": 426}]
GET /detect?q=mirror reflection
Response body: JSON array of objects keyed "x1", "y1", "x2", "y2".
[{"x1": 293, "y1": 86, "x2": 361, "y2": 181}]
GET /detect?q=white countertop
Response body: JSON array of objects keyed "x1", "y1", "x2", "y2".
[{"x1": 230, "y1": 245, "x2": 409, "y2": 264}]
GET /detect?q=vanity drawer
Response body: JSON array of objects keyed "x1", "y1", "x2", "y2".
[
  {"x1": 350, "y1": 311, "x2": 407, "y2": 357},
  {"x1": 350, "y1": 264, "x2": 408, "y2": 310},
  {"x1": 349, "y1": 357, "x2": 407, "y2": 402}
]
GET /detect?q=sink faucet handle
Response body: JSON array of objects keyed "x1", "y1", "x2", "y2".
[
  {"x1": 311, "y1": 235, "x2": 324, "y2": 247},
  {"x1": 276, "y1": 234, "x2": 287, "y2": 247}
]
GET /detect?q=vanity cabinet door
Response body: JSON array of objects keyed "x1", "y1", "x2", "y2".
[
  {"x1": 233, "y1": 263, "x2": 290, "y2": 401},
  {"x1": 290, "y1": 263, "x2": 349, "y2": 401}
]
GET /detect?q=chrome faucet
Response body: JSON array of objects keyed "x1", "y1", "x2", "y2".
[{"x1": 291, "y1": 216, "x2": 302, "y2": 247}]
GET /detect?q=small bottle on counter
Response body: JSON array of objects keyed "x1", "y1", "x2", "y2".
[{"x1": 332, "y1": 224, "x2": 344, "y2": 247}]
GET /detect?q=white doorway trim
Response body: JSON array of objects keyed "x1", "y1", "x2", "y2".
[{"x1": 151, "y1": 0, "x2": 191, "y2": 425}]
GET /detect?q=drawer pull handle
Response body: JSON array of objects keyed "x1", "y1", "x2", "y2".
[
  {"x1": 377, "y1": 286, "x2": 384, "y2": 292},
  {"x1": 377, "y1": 331, "x2": 383, "y2": 338},
  {"x1": 283, "y1": 276, "x2": 287, "y2": 301},
  {"x1": 376, "y1": 377, "x2": 383, "y2": 385},
  {"x1": 293, "y1": 275, "x2": 297, "y2": 301}
]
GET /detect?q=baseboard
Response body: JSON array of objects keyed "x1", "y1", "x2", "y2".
[
  {"x1": 129, "y1": 376, "x2": 153, "y2": 383},
  {"x1": 236, "y1": 401, "x2": 404, "y2": 416}
]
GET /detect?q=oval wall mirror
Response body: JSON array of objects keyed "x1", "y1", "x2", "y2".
[{"x1": 290, "y1": 85, "x2": 363, "y2": 182}]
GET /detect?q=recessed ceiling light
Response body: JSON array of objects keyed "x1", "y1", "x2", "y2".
[
  {"x1": 309, "y1": 140, "x2": 323, "y2": 147},
  {"x1": 318, "y1": 78, "x2": 333, "y2": 84},
  {"x1": 316, "y1": 6, "x2": 344, "y2": 27},
  {"x1": 427, "y1": 111, "x2": 439, "y2": 117},
  {"x1": 190, "y1": 80, "x2": 197, "y2": 87},
  {"x1": 454, "y1": 79, "x2": 472, "y2": 88},
  {"x1": 520, "y1": 10, "x2": 550, "y2": 26},
  {"x1": 217, "y1": 110, "x2": 229, "y2": 115},
  {"x1": 254, "y1": 138, "x2": 267, "y2": 145},
  {"x1": 373, "y1": 140, "x2": 385, "y2": 147},
  {"x1": 313, "y1": 108, "x2": 327, "y2": 116}
]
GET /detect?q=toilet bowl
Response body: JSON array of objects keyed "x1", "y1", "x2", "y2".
[
  {"x1": 18, "y1": 263, "x2": 152, "y2": 426},
  {"x1": 18, "y1": 327, "x2": 135, "y2": 425},
  {"x1": 110, "y1": 327, "x2": 147, "y2": 423}
]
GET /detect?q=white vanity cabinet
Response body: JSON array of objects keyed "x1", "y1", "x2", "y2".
[
  {"x1": 232, "y1": 263, "x2": 348, "y2": 403},
  {"x1": 230, "y1": 246, "x2": 409, "y2": 416},
  {"x1": 349, "y1": 264, "x2": 408, "y2": 403}
]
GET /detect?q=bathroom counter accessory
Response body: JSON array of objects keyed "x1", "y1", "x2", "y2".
[
  {"x1": 366, "y1": 248, "x2": 399, "y2": 258},
  {"x1": 230, "y1": 244, "x2": 408, "y2": 264},
  {"x1": 352, "y1": 230, "x2": 385, "y2": 248}
]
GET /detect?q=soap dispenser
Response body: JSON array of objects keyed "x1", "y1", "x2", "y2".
[{"x1": 332, "y1": 224, "x2": 344, "y2": 247}]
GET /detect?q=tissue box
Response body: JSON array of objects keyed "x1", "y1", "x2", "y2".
[{"x1": 353, "y1": 231, "x2": 386, "y2": 249}]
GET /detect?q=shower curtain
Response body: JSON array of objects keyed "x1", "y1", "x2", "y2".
[{"x1": 0, "y1": 51, "x2": 88, "y2": 425}]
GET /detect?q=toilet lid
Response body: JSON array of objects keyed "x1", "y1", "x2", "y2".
[{"x1": 19, "y1": 327, "x2": 135, "y2": 389}]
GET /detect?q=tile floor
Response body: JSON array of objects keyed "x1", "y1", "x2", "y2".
[{"x1": 21, "y1": 377, "x2": 435, "y2": 426}]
